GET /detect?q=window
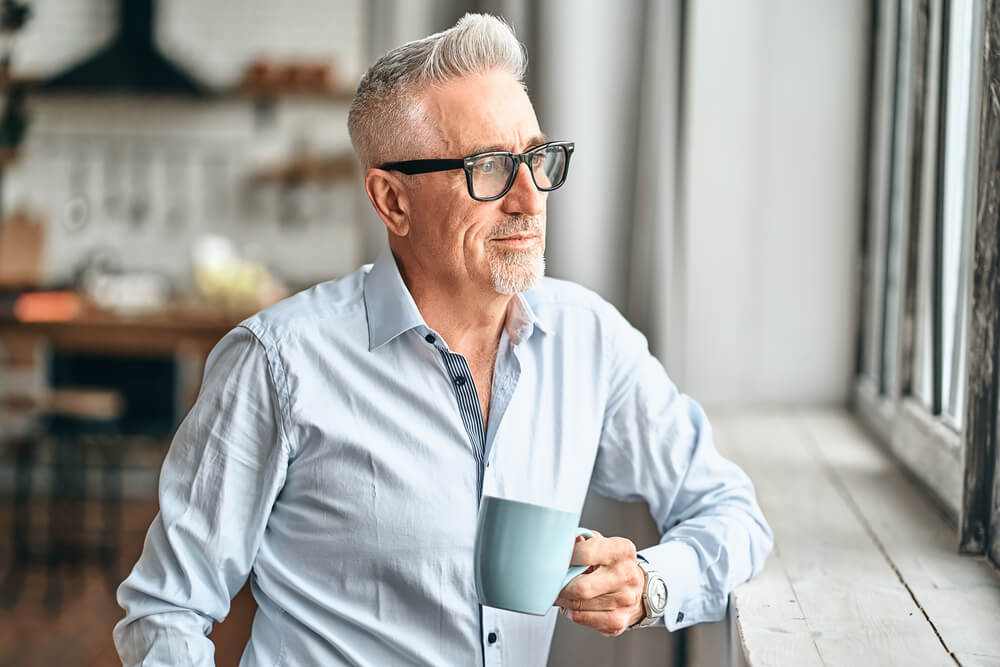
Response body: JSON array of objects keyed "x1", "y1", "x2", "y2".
[{"x1": 855, "y1": 0, "x2": 999, "y2": 566}]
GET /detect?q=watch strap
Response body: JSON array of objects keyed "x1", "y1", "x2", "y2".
[{"x1": 630, "y1": 556, "x2": 667, "y2": 629}]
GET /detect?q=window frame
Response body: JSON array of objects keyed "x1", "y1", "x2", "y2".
[
  {"x1": 855, "y1": 0, "x2": 999, "y2": 567},
  {"x1": 856, "y1": 0, "x2": 964, "y2": 516},
  {"x1": 959, "y1": 0, "x2": 1000, "y2": 562}
]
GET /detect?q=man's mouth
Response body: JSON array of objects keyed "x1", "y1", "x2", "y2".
[{"x1": 491, "y1": 233, "x2": 538, "y2": 243}]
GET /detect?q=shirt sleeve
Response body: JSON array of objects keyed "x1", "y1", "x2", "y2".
[
  {"x1": 588, "y1": 309, "x2": 773, "y2": 631},
  {"x1": 113, "y1": 326, "x2": 291, "y2": 666}
]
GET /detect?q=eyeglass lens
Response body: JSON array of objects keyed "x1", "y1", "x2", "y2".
[{"x1": 470, "y1": 144, "x2": 568, "y2": 199}]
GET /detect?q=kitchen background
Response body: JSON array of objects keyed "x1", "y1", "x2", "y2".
[
  {"x1": 5, "y1": 0, "x2": 370, "y2": 289},
  {"x1": 0, "y1": 0, "x2": 874, "y2": 666}
]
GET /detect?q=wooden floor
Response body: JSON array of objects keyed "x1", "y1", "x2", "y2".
[
  {"x1": 707, "y1": 409, "x2": 1000, "y2": 667},
  {"x1": 0, "y1": 497, "x2": 257, "y2": 667}
]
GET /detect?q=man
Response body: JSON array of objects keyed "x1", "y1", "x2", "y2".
[{"x1": 115, "y1": 13, "x2": 771, "y2": 666}]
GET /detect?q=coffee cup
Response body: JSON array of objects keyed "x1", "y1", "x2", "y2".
[{"x1": 474, "y1": 495, "x2": 593, "y2": 615}]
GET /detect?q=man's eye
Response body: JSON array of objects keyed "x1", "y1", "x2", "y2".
[{"x1": 478, "y1": 159, "x2": 499, "y2": 174}]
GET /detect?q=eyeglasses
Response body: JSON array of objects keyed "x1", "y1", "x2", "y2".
[{"x1": 379, "y1": 141, "x2": 574, "y2": 202}]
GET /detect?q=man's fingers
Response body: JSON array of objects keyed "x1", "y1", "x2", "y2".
[
  {"x1": 556, "y1": 567, "x2": 625, "y2": 605},
  {"x1": 556, "y1": 536, "x2": 646, "y2": 636},
  {"x1": 556, "y1": 559, "x2": 644, "y2": 610},
  {"x1": 556, "y1": 589, "x2": 641, "y2": 613},
  {"x1": 569, "y1": 535, "x2": 636, "y2": 567},
  {"x1": 559, "y1": 608, "x2": 636, "y2": 637}
]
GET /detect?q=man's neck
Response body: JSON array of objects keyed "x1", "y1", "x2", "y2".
[
  {"x1": 415, "y1": 289, "x2": 509, "y2": 355},
  {"x1": 393, "y1": 252, "x2": 510, "y2": 354}
]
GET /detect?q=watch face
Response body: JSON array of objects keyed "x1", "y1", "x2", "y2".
[{"x1": 648, "y1": 578, "x2": 668, "y2": 614}]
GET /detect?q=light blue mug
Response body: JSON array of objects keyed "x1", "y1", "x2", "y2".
[{"x1": 474, "y1": 495, "x2": 593, "y2": 615}]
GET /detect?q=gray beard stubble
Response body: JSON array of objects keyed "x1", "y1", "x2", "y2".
[{"x1": 486, "y1": 215, "x2": 545, "y2": 295}]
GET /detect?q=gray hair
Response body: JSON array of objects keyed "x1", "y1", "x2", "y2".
[{"x1": 348, "y1": 13, "x2": 527, "y2": 170}]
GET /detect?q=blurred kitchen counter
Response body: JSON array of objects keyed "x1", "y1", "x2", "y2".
[
  {"x1": 0, "y1": 296, "x2": 250, "y2": 355},
  {"x1": 0, "y1": 294, "x2": 256, "y2": 411}
]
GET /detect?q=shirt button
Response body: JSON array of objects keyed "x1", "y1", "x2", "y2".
[
  {"x1": 425, "y1": 334, "x2": 436, "y2": 344},
  {"x1": 454, "y1": 376, "x2": 467, "y2": 387},
  {"x1": 487, "y1": 632, "x2": 498, "y2": 644}
]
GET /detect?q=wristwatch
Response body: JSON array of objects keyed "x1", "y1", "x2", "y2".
[{"x1": 632, "y1": 557, "x2": 668, "y2": 629}]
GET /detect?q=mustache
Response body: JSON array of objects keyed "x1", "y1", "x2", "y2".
[{"x1": 489, "y1": 215, "x2": 544, "y2": 239}]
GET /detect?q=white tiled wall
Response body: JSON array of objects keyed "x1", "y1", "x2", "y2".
[
  {"x1": 159, "y1": 0, "x2": 367, "y2": 88},
  {"x1": 10, "y1": 0, "x2": 117, "y2": 78},
  {"x1": 4, "y1": 0, "x2": 378, "y2": 289},
  {"x1": 15, "y1": 0, "x2": 366, "y2": 87}
]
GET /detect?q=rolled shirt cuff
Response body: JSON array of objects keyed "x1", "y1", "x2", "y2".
[{"x1": 638, "y1": 540, "x2": 726, "y2": 631}]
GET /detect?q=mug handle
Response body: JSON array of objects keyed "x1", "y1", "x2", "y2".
[{"x1": 560, "y1": 527, "x2": 594, "y2": 588}]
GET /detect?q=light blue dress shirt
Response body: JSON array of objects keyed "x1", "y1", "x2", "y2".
[{"x1": 114, "y1": 246, "x2": 772, "y2": 666}]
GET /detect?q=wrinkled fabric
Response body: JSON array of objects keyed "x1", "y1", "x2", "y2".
[{"x1": 114, "y1": 246, "x2": 772, "y2": 667}]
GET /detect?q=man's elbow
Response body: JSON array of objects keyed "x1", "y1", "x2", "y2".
[{"x1": 114, "y1": 611, "x2": 216, "y2": 667}]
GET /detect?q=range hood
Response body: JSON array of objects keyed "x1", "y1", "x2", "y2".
[{"x1": 42, "y1": 0, "x2": 206, "y2": 96}]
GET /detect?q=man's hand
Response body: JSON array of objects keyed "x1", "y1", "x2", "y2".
[{"x1": 554, "y1": 530, "x2": 646, "y2": 637}]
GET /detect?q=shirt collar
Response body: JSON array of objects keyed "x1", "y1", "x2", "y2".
[
  {"x1": 363, "y1": 245, "x2": 551, "y2": 351},
  {"x1": 364, "y1": 246, "x2": 427, "y2": 351},
  {"x1": 506, "y1": 291, "x2": 549, "y2": 344}
]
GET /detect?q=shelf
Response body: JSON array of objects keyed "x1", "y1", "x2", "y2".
[
  {"x1": 248, "y1": 153, "x2": 359, "y2": 186},
  {"x1": 0, "y1": 71, "x2": 356, "y2": 102},
  {"x1": 235, "y1": 62, "x2": 355, "y2": 102},
  {"x1": 235, "y1": 82, "x2": 355, "y2": 102}
]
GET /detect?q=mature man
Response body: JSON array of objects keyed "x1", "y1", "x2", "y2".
[{"x1": 115, "y1": 14, "x2": 771, "y2": 667}]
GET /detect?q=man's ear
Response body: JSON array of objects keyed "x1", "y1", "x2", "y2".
[{"x1": 365, "y1": 169, "x2": 411, "y2": 236}]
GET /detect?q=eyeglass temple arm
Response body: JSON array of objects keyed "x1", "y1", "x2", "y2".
[{"x1": 378, "y1": 158, "x2": 465, "y2": 175}]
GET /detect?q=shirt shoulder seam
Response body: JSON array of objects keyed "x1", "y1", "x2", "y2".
[
  {"x1": 248, "y1": 299, "x2": 366, "y2": 338},
  {"x1": 235, "y1": 322, "x2": 297, "y2": 457}
]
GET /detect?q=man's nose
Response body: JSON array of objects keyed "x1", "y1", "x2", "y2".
[{"x1": 500, "y1": 162, "x2": 546, "y2": 216}]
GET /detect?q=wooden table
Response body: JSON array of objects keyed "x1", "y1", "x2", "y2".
[
  {"x1": 688, "y1": 409, "x2": 1000, "y2": 666},
  {"x1": 0, "y1": 299, "x2": 249, "y2": 411}
]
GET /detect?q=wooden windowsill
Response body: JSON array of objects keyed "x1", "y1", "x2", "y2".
[{"x1": 699, "y1": 409, "x2": 1000, "y2": 666}]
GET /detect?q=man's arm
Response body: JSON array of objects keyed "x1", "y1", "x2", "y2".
[
  {"x1": 114, "y1": 327, "x2": 291, "y2": 666},
  {"x1": 558, "y1": 308, "x2": 773, "y2": 634}
]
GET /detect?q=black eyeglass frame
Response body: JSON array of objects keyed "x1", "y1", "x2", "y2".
[{"x1": 379, "y1": 141, "x2": 575, "y2": 202}]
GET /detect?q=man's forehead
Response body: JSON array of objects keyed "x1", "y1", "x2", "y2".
[
  {"x1": 418, "y1": 70, "x2": 543, "y2": 156},
  {"x1": 464, "y1": 133, "x2": 549, "y2": 156}
]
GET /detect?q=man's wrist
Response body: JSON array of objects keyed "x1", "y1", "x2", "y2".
[{"x1": 628, "y1": 559, "x2": 648, "y2": 627}]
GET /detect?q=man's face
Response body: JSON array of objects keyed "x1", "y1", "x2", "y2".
[{"x1": 403, "y1": 69, "x2": 548, "y2": 295}]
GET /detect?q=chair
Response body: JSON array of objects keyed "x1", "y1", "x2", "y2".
[{"x1": 0, "y1": 388, "x2": 125, "y2": 613}]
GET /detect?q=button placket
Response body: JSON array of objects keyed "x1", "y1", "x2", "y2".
[
  {"x1": 482, "y1": 607, "x2": 501, "y2": 665},
  {"x1": 481, "y1": 337, "x2": 522, "y2": 471},
  {"x1": 438, "y1": 350, "x2": 486, "y2": 500}
]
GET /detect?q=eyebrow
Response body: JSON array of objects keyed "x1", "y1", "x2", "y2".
[{"x1": 465, "y1": 134, "x2": 550, "y2": 156}]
